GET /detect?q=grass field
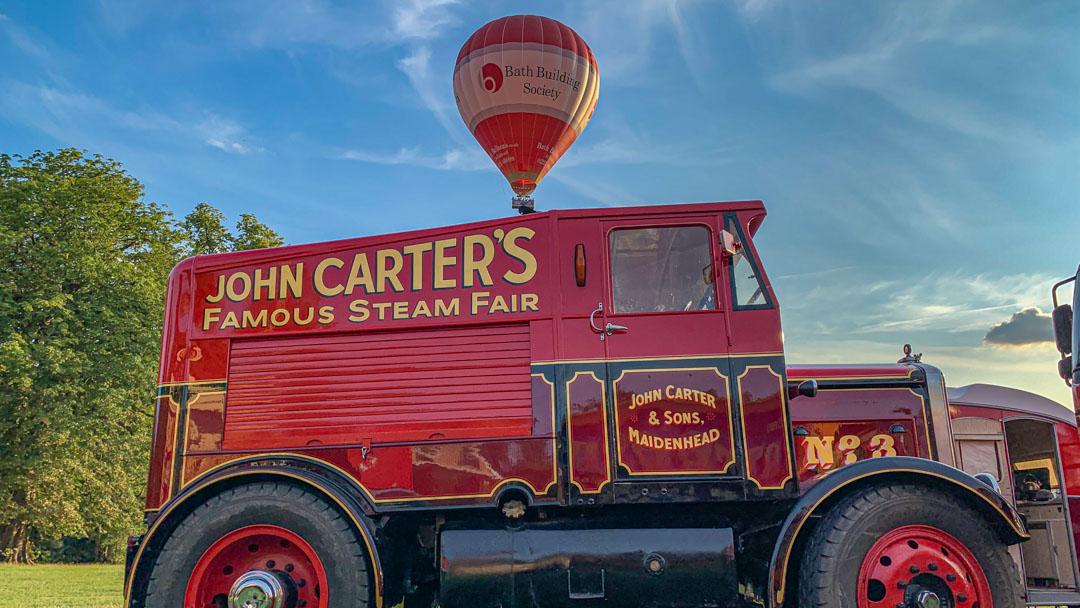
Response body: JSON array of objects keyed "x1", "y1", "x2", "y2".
[
  {"x1": 0, "y1": 564, "x2": 123, "y2": 608},
  {"x1": 0, "y1": 563, "x2": 1070, "y2": 607}
]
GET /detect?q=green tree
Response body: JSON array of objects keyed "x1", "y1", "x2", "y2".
[
  {"x1": 233, "y1": 213, "x2": 285, "y2": 251},
  {"x1": 0, "y1": 150, "x2": 183, "y2": 562},
  {"x1": 181, "y1": 202, "x2": 232, "y2": 255},
  {"x1": 182, "y1": 204, "x2": 284, "y2": 255},
  {"x1": 0, "y1": 150, "x2": 284, "y2": 563}
]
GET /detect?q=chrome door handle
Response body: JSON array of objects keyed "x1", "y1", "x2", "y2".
[
  {"x1": 605, "y1": 323, "x2": 628, "y2": 335},
  {"x1": 589, "y1": 303, "x2": 628, "y2": 341},
  {"x1": 589, "y1": 302, "x2": 605, "y2": 339}
]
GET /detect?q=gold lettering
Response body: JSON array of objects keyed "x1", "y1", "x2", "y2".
[
  {"x1": 521, "y1": 293, "x2": 539, "y2": 312},
  {"x1": 206, "y1": 275, "x2": 225, "y2": 303},
  {"x1": 314, "y1": 257, "x2": 345, "y2": 297},
  {"x1": 393, "y1": 301, "x2": 409, "y2": 320},
  {"x1": 464, "y1": 234, "x2": 495, "y2": 287},
  {"x1": 270, "y1": 308, "x2": 290, "y2": 327},
  {"x1": 377, "y1": 249, "x2": 405, "y2": 293},
  {"x1": 489, "y1": 294, "x2": 510, "y2": 313},
  {"x1": 412, "y1": 300, "x2": 432, "y2": 318},
  {"x1": 202, "y1": 307, "x2": 221, "y2": 330},
  {"x1": 343, "y1": 253, "x2": 374, "y2": 296},
  {"x1": 252, "y1": 267, "x2": 276, "y2": 301},
  {"x1": 403, "y1": 242, "x2": 432, "y2": 291},
  {"x1": 242, "y1": 309, "x2": 268, "y2": 328},
  {"x1": 869, "y1": 434, "x2": 897, "y2": 458},
  {"x1": 435, "y1": 298, "x2": 459, "y2": 317},
  {"x1": 293, "y1": 306, "x2": 315, "y2": 326},
  {"x1": 434, "y1": 238, "x2": 457, "y2": 289},
  {"x1": 220, "y1": 311, "x2": 240, "y2": 329},
  {"x1": 226, "y1": 272, "x2": 252, "y2": 302},
  {"x1": 471, "y1": 291, "x2": 490, "y2": 315},
  {"x1": 348, "y1": 299, "x2": 370, "y2": 322},
  {"x1": 802, "y1": 436, "x2": 835, "y2": 471},
  {"x1": 280, "y1": 263, "x2": 303, "y2": 299},
  {"x1": 501, "y1": 227, "x2": 537, "y2": 284},
  {"x1": 317, "y1": 305, "x2": 335, "y2": 325},
  {"x1": 372, "y1": 301, "x2": 392, "y2": 320},
  {"x1": 838, "y1": 434, "x2": 860, "y2": 464}
]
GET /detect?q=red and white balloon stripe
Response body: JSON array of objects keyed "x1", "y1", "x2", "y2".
[{"x1": 453, "y1": 15, "x2": 599, "y2": 197}]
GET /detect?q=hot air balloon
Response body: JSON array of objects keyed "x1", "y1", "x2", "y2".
[{"x1": 453, "y1": 15, "x2": 599, "y2": 212}]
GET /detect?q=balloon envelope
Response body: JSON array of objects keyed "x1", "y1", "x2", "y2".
[{"x1": 453, "y1": 15, "x2": 599, "y2": 197}]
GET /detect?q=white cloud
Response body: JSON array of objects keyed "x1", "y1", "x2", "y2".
[
  {"x1": 0, "y1": 80, "x2": 259, "y2": 155},
  {"x1": 392, "y1": 0, "x2": 460, "y2": 40},
  {"x1": 396, "y1": 46, "x2": 462, "y2": 139},
  {"x1": 338, "y1": 145, "x2": 487, "y2": 171},
  {"x1": 571, "y1": 0, "x2": 712, "y2": 87},
  {"x1": 727, "y1": 0, "x2": 781, "y2": 22},
  {"x1": 197, "y1": 115, "x2": 263, "y2": 155}
]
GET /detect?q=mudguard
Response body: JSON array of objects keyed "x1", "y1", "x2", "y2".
[
  {"x1": 767, "y1": 456, "x2": 1027, "y2": 607},
  {"x1": 124, "y1": 457, "x2": 384, "y2": 608}
]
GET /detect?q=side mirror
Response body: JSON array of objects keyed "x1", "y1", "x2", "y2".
[
  {"x1": 1060, "y1": 357, "x2": 1074, "y2": 381},
  {"x1": 1053, "y1": 304, "x2": 1073, "y2": 355}
]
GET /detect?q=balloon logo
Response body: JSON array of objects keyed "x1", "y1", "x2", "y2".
[
  {"x1": 453, "y1": 15, "x2": 599, "y2": 203},
  {"x1": 479, "y1": 63, "x2": 503, "y2": 93}
]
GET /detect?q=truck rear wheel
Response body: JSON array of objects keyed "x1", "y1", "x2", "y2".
[
  {"x1": 798, "y1": 483, "x2": 1022, "y2": 608},
  {"x1": 144, "y1": 482, "x2": 370, "y2": 608}
]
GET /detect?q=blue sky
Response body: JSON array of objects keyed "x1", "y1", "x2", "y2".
[{"x1": 2, "y1": 1, "x2": 1078, "y2": 402}]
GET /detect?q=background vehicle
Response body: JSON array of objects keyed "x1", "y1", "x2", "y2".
[{"x1": 126, "y1": 201, "x2": 1034, "y2": 608}]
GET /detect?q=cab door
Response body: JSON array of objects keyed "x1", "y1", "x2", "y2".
[{"x1": 598, "y1": 217, "x2": 738, "y2": 483}]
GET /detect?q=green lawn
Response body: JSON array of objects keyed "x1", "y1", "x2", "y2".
[
  {"x1": 0, "y1": 563, "x2": 1069, "y2": 607},
  {"x1": 0, "y1": 564, "x2": 123, "y2": 608}
]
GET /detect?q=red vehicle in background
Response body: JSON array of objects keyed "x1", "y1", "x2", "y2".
[{"x1": 126, "y1": 201, "x2": 1070, "y2": 608}]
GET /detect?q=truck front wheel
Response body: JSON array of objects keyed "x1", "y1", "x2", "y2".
[
  {"x1": 798, "y1": 483, "x2": 1023, "y2": 608},
  {"x1": 144, "y1": 481, "x2": 371, "y2": 608}
]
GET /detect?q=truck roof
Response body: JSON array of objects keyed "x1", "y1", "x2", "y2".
[
  {"x1": 786, "y1": 364, "x2": 915, "y2": 380},
  {"x1": 947, "y1": 383, "x2": 1076, "y2": 426},
  {"x1": 187, "y1": 200, "x2": 767, "y2": 273}
]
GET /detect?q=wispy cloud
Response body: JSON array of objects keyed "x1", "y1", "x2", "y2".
[
  {"x1": 0, "y1": 12, "x2": 51, "y2": 63},
  {"x1": 760, "y1": 1, "x2": 1063, "y2": 151},
  {"x1": 396, "y1": 46, "x2": 463, "y2": 140},
  {"x1": 726, "y1": 0, "x2": 781, "y2": 22},
  {"x1": 338, "y1": 145, "x2": 487, "y2": 171},
  {"x1": 0, "y1": 80, "x2": 259, "y2": 155},
  {"x1": 572, "y1": 0, "x2": 713, "y2": 87},
  {"x1": 198, "y1": 115, "x2": 263, "y2": 155},
  {"x1": 391, "y1": 0, "x2": 460, "y2": 40}
]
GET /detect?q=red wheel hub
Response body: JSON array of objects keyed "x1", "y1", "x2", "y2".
[
  {"x1": 184, "y1": 525, "x2": 328, "y2": 608},
  {"x1": 857, "y1": 525, "x2": 992, "y2": 608}
]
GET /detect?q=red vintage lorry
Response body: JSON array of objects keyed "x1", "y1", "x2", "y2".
[{"x1": 126, "y1": 200, "x2": 1080, "y2": 608}]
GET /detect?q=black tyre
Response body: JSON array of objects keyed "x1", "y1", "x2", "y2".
[
  {"x1": 144, "y1": 481, "x2": 370, "y2": 608},
  {"x1": 798, "y1": 483, "x2": 1023, "y2": 608}
]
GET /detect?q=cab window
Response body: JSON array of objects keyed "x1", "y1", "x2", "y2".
[
  {"x1": 725, "y1": 215, "x2": 770, "y2": 308},
  {"x1": 610, "y1": 226, "x2": 716, "y2": 314}
]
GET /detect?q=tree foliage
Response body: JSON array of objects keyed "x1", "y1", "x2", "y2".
[
  {"x1": 0, "y1": 149, "x2": 282, "y2": 562},
  {"x1": 183, "y1": 203, "x2": 284, "y2": 255}
]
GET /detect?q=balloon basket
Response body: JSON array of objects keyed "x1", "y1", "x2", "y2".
[{"x1": 512, "y1": 196, "x2": 536, "y2": 214}]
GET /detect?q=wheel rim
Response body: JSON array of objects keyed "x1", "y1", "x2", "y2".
[
  {"x1": 185, "y1": 525, "x2": 328, "y2": 608},
  {"x1": 857, "y1": 525, "x2": 992, "y2": 608}
]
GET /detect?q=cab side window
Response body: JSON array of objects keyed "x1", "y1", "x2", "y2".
[
  {"x1": 725, "y1": 216, "x2": 771, "y2": 308},
  {"x1": 610, "y1": 226, "x2": 716, "y2": 313}
]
